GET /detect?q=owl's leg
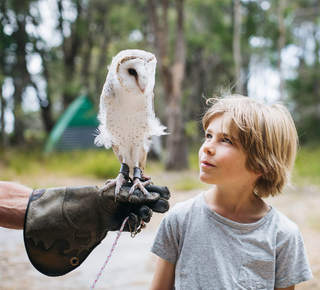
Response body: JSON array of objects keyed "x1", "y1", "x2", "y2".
[
  {"x1": 129, "y1": 167, "x2": 152, "y2": 196},
  {"x1": 100, "y1": 163, "x2": 130, "y2": 200}
]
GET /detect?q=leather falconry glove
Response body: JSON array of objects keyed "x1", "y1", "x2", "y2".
[{"x1": 24, "y1": 183, "x2": 170, "y2": 277}]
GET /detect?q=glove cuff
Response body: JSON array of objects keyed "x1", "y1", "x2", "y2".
[{"x1": 23, "y1": 186, "x2": 106, "y2": 276}]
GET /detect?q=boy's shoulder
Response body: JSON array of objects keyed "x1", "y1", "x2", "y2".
[{"x1": 268, "y1": 206, "x2": 301, "y2": 236}]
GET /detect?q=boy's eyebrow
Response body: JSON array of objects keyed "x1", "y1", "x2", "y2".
[{"x1": 205, "y1": 129, "x2": 237, "y2": 140}]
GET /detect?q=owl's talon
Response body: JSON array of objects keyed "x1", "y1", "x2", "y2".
[
  {"x1": 129, "y1": 178, "x2": 152, "y2": 196},
  {"x1": 100, "y1": 180, "x2": 116, "y2": 192},
  {"x1": 100, "y1": 173, "x2": 127, "y2": 201}
]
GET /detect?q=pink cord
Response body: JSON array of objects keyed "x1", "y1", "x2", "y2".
[{"x1": 90, "y1": 216, "x2": 129, "y2": 289}]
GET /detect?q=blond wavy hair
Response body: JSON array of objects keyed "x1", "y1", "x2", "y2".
[{"x1": 202, "y1": 95, "x2": 298, "y2": 198}]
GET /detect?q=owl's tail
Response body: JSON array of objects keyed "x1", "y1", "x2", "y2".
[
  {"x1": 94, "y1": 126, "x2": 112, "y2": 149},
  {"x1": 149, "y1": 117, "x2": 168, "y2": 137}
]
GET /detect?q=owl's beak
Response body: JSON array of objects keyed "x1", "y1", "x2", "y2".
[{"x1": 138, "y1": 75, "x2": 147, "y2": 93}]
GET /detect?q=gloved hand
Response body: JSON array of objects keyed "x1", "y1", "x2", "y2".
[{"x1": 24, "y1": 183, "x2": 170, "y2": 277}]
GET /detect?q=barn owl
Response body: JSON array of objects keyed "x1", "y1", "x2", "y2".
[{"x1": 95, "y1": 49, "x2": 166, "y2": 197}]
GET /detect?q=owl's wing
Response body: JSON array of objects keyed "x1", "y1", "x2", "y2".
[
  {"x1": 143, "y1": 92, "x2": 167, "y2": 153},
  {"x1": 147, "y1": 92, "x2": 156, "y2": 118},
  {"x1": 146, "y1": 92, "x2": 167, "y2": 137},
  {"x1": 94, "y1": 82, "x2": 114, "y2": 149}
]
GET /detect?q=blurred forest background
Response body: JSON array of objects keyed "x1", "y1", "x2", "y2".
[
  {"x1": 0, "y1": 0, "x2": 320, "y2": 173},
  {"x1": 1, "y1": 1, "x2": 320, "y2": 288}
]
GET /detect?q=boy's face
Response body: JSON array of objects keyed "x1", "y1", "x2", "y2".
[{"x1": 199, "y1": 115, "x2": 258, "y2": 188}]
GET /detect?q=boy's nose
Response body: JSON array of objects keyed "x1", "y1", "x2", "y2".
[{"x1": 202, "y1": 142, "x2": 215, "y2": 155}]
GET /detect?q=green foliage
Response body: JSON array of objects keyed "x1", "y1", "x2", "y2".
[
  {"x1": 1, "y1": 145, "x2": 319, "y2": 192},
  {"x1": 1, "y1": 0, "x2": 320, "y2": 150},
  {"x1": 293, "y1": 146, "x2": 320, "y2": 185},
  {"x1": 185, "y1": 120, "x2": 198, "y2": 138},
  {"x1": 0, "y1": 149, "x2": 120, "y2": 180},
  {"x1": 70, "y1": 149, "x2": 120, "y2": 178},
  {"x1": 188, "y1": 145, "x2": 201, "y2": 171},
  {"x1": 287, "y1": 68, "x2": 320, "y2": 144}
]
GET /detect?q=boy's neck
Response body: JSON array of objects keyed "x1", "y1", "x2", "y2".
[{"x1": 204, "y1": 186, "x2": 270, "y2": 224}]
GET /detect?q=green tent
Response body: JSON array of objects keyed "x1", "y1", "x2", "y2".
[{"x1": 44, "y1": 95, "x2": 100, "y2": 154}]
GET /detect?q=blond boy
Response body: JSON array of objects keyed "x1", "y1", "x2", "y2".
[{"x1": 150, "y1": 95, "x2": 313, "y2": 289}]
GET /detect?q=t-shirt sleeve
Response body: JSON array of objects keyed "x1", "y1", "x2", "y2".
[
  {"x1": 275, "y1": 224, "x2": 313, "y2": 288},
  {"x1": 151, "y1": 208, "x2": 180, "y2": 265}
]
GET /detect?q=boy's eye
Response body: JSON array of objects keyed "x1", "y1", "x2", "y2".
[
  {"x1": 201, "y1": 133, "x2": 212, "y2": 142},
  {"x1": 223, "y1": 138, "x2": 233, "y2": 145}
]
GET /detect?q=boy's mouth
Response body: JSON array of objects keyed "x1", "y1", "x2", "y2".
[{"x1": 200, "y1": 160, "x2": 216, "y2": 167}]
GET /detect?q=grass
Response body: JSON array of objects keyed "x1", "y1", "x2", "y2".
[
  {"x1": 0, "y1": 145, "x2": 319, "y2": 189},
  {"x1": 293, "y1": 146, "x2": 320, "y2": 186},
  {"x1": 0, "y1": 149, "x2": 120, "y2": 181}
]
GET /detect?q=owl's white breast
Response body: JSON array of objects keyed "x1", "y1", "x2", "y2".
[{"x1": 105, "y1": 93, "x2": 151, "y2": 148}]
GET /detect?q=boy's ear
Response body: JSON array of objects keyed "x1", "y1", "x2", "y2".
[{"x1": 253, "y1": 171, "x2": 268, "y2": 176}]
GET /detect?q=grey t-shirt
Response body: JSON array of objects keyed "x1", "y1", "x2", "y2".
[{"x1": 151, "y1": 193, "x2": 313, "y2": 289}]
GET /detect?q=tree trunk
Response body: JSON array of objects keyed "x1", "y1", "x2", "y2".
[
  {"x1": 277, "y1": 0, "x2": 286, "y2": 100},
  {"x1": 233, "y1": 0, "x2": 243, "y2": 94},
  {"x1": 312, "y1": 28, "x2": 320, "y2": 122},
  {"x1": 57, "y1": 0, "x2": 83, "y2": 108},
  {"x1": 147, "y1": 0, "x2": 170, "y2": 97},
  {"x1": 147, "y1": 0, "x2": 188, "y2": 170},
  {"x1": 40, "y1": 100, "x2": 54, "y2": 133},
  {"x1": 12, "y1": 81, "x2": 25, "y2": 146},
  {"x1": 0, "y1": 85, "x2": 9, "y2": 148},
  {"x1": 39, "y1": 54, "x2": 54, "y2": 134},
  {"x1": 12, "y1": 15, "x2": 30, "y2": 146},
  {"x1": 165, "y1": 0, "x2": 188, "y2": 169},
  {"x1": 94, "y1": 7, "x2": 110, "y2": 104}
]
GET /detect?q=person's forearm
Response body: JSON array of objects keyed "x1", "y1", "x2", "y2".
[{"x1": 0, "y1": 181, "x2": 31, "y2": 229}]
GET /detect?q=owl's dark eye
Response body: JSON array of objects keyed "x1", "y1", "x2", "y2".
[{"x1": 128, "y1": 68, "x2": 137, "y2": 76}]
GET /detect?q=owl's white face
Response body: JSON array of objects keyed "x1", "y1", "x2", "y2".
[{"x1": 115, "y1": 52, "x2": 156, "y2": 95}]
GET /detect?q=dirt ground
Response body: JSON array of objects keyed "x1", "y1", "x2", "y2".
[{"x1": 0, "y1": 172, "x2": 319, "y2": 289}]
